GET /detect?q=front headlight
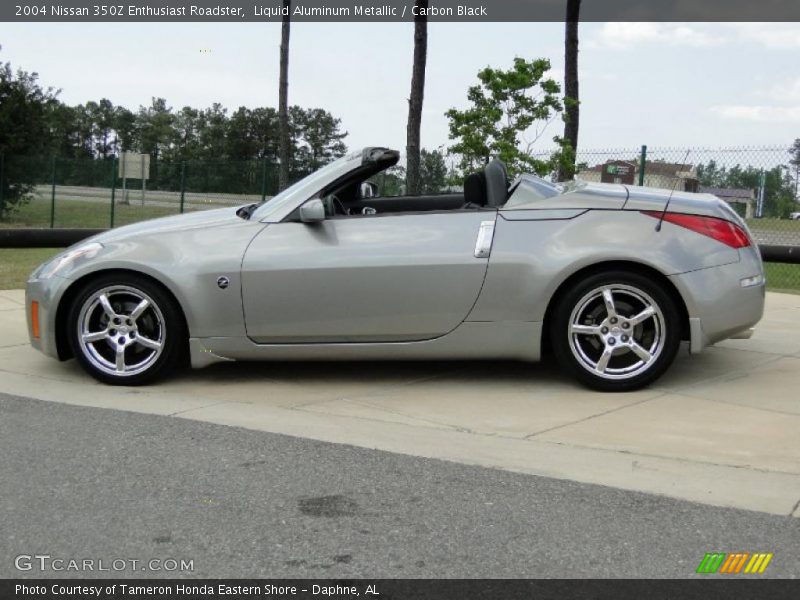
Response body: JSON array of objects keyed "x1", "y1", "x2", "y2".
[{"x1": 34, "y1": 242, "x2": 104, "y2": 280}]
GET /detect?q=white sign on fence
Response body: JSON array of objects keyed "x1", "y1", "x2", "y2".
[{"x1": 119, "y1": 152, "x2": 150, "y2": 180}]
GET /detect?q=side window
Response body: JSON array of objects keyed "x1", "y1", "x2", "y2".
[
  {"x1": 367, "y1": 166, "x2": 407, "y2": 198},
  {"x1": 367, "y1": 153, "x2": 462, "y2": 198}
]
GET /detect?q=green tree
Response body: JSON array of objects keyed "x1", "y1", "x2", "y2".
[
  {"x1": 445, "y1": 57, "x2": 566, "y2": 178},
  {"x1": 113, "y1": 106, "x2": 137, "y2": 153},
  {"x1": 197, "y1": 103, "x2": 229, "y2": 160},
  {"x1": 172, "y1": 106, "x2": 202, "y2": 160},
  {"x1": 135, "y1": 97, "x2": 176, "y2": 183},
  {"x1": 0, "y1": 59, "x2": 59, "y2": 217},
  {"x1": 72, "y1": 103, "x2": 97, "y2": 158},
  {"x1": 697, "y1": 161, "x2": 796, "y2": 219},
  {"x1": 419, "y1": 148, "x2": 448, "y2": 193},
  {"x1": 86, "y1": 98, "x2": 118, "y2": 158},
  {"x1": 44, "y1": 102, "x2": 85, "y2": 158},
  {"x1": 227, "y1": 106, "x2": 277, "y2": 160},
  {"x1": 248, "y1": 107, "x2": 280, "y2": 159},
  {"x1": 370, "y1": 165, "x2": 406, "y2": 197},
  {"x1": 0, "y1": 48, "x2": 351, "y2": 201},
  {"x1": 293, "y1": 107, "x2": 347, "y2": 173}
]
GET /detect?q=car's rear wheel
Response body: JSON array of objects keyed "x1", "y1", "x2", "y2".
[
  {"x1": 550, "y1": 271, "x2": 682, "y2": 392},
  {"x1": 67, "y1": 274, "x2": 185, "y2": 385}
]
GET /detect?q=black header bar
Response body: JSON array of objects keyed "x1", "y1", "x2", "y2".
[
  {"x1": 4, "y1": 0, "x2": 800, "y2": 23},
  {"x1": 4, "y1": 579, "x2": 800, "y2": 600}
]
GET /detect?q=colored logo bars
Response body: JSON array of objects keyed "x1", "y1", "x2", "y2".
[{"x1": 696, "y1": 552, "x2": 773, "y2": 574}]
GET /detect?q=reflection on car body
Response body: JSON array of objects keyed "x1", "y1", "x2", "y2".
[{"x1": 26, "y1": 147, "x2": 764, "y2": 391}]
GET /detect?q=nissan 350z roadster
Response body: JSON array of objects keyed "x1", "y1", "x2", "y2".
[{"x1": 26, "y1": 147, "x2": 765, "y2": 391}]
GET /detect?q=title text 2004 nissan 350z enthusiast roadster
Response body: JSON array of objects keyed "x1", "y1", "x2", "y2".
[{"x1": 26, "y1": 148, "x2": 765, "y2": 391}]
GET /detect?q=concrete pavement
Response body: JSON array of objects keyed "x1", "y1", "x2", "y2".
[
  {"x1": 3, "y1": 393, "x2": 798, "y2": 579},
  {"x1": 1, "y1": 288, "x2": 799, "y2": 517}
]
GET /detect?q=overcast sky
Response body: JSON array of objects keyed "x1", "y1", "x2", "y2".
[{"x1": 1, "y1": 22, "x2": 799, "y2": 153}]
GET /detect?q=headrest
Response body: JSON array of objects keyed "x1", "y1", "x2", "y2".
[
  {"x1": 485, "y1": 159, "x2": 509, "y2": 207},
  {"x1": 464, "y1": 172, "x2": 487, "y2": 207}
]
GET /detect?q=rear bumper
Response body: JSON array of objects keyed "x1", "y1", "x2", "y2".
[
  {"x1": 730, "y1": 327, "x2": 756, "y2": 340},
  {"x1": 671, "y1": 249, "x2": 765, "y2": 354}
]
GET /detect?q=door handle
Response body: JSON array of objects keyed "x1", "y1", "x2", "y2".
[{"x1": 474, "y1": 220, "x2": 495, "y2": 258}]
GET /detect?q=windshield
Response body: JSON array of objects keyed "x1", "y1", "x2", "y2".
[{"x1": 250, "y1": 153, "x2": 358, "y2": 221}]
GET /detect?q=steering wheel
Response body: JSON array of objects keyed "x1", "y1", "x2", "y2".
[
  {"x1": 333, "y1": 195, "x2": 350, "y2": 216},
  {"x1": 321, "y1": 196, "x2": 335, "y2": 217},
  {"x1": 323, "y1": 194, "x2": 349, "y2": 216}
]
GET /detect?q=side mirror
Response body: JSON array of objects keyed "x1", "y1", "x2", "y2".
[
  {"x1": 359, "y1": 182, "x2": 379, "y2": 199},
  {"x1": 299, "y1": 198, "x2": 326, "y2": 223}
]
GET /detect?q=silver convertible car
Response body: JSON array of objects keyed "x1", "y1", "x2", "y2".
[{"x1": 26, "y1": 147, "x2": 765, "y2": 391}]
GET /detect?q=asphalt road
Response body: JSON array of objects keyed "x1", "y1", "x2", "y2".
[{"x1": 1, "y1": 392, "x2": 798, "y2": 579}]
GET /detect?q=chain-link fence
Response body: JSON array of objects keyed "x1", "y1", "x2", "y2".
[
  {"x1": 1, "y1": 146, "x2": 799, "y2": 291},
  {"x1": 0, "y1": 155, "x2": 278, "y2": 229},
  {"x1": 534, "y1": 145, "x2": 800, "y2": 292},
  {"x1": 536, "y1": 145, "x2": 800, "y2": 247}
]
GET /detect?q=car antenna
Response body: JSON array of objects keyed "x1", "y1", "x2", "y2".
[{"x1": 655, "y1": 149, "x2": 691, "y2": 232}]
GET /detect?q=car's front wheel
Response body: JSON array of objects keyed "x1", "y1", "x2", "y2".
[
  {"x1": 550, "y1": 271, "x2": 682, "y2": 392},
  {"x1": 67, "y1": 274, "x2": 185, "y2": 385}
]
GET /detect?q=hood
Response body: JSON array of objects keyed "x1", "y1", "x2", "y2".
[{"x1": 85, "y1": 206, "x2": 244, "y2": 245}]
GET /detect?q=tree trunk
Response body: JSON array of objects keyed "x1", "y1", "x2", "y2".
[
  {"x1": 560, "y1": 0, "x2": 581, "y2": 181},
  {"x1": 278, "y1": 0, "x2": 291, "y2": 191},
  {"x1": 405, "y1": 0, "x2": 428, "y2": 196}
]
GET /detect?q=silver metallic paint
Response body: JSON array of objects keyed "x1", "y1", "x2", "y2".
[
  {"x1": 241, "y1": 211, "x2": 494, "y2": 343},
  {"x1": 25, "y1": 148, "x2": 765, "y2": 373}
]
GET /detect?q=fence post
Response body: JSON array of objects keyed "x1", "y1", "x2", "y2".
[
  {"x1": 638, "y1": 145, "x2": 647, "y2": 186},
  {"x1": 179, "y1": 161, "x2": 186, "y2": 214},
  {"x1": 109, "y1": 157, "x2": 117, "y2": 228},
  {"x1": 50, "y1": 156, "x2": 57, "y2": 228},
  {"x1": 260, "y1": 157, "x2": 268, "y2": 202}
]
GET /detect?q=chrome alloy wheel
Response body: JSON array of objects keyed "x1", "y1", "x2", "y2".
[
  {"x1": 76, "y1": 285, "x2": 166, "y2": 377},
  {"x1": 567, "y1": 284, "x2": 666, "y2": 381}
]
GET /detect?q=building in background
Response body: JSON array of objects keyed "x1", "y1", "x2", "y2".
[
  {"x1": 577, "y1": 159, "x2": 758, "y2": 218},
  {"x1": 578, "y1": 160, "x2": 698, "y2": 191},
  {"x1": 698, "y1": 186, "x2": 756, "y2": 219}
]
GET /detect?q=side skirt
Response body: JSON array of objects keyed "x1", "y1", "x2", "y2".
[{"x1": 189, "y1": 321, "x2": 542, "y2": 368}]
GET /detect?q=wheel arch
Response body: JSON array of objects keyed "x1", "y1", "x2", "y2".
[
  {"x1": 540, "y1": 260, "x2": 690, "y2": 358},
  {"x1": 55, "y1": 268, "x2": 190, "y2": 361}
]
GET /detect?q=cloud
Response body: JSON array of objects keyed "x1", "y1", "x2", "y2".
[
  {"x1": 759, "y1": 78, "x2": 800, "y2": 103},
  {"x1": 590, "y1": 22, "x2": 800, "y2": 51},
  {"x1": 591, "y1": 22, "x2": 727, "y2": 49},
  {"x1": 710, "y1": 105, "x2": 800, "y2": 123},
  {"x1": 726, "y1": 23, "x2": 800, "y2": 49}
]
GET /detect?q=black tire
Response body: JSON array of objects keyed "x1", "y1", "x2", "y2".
[
  {"x1": 550, "y1": 270, "x2": 682, "y2": 392},
  {"x1": 66, "y1": 273, "x2": 186, "y2": 385}
]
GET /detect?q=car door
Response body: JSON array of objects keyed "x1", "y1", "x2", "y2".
[{"x1": 241, "y1": 210, "x2": 496, "y2": 343}]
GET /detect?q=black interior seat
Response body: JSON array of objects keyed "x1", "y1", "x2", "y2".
[
  {"x1": 463, "y1": 171, "x2": 487, "y2": 208},
  {"x1": 485, "y1": 159, "x2": 509, "y2": 207}
]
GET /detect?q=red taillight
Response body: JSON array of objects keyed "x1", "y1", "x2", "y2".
[{"x1": 642, "y1": 211, "x2": 751, "y2": 248}]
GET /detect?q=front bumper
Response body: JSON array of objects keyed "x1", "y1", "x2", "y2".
[{"x1": 26, "y1": 275, "x2": 73, "y2": 361}]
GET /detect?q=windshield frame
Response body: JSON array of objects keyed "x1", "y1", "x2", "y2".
[{"x1": 250, "y1": 151, "x2": 366, "y2": 222}]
